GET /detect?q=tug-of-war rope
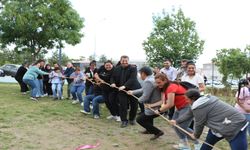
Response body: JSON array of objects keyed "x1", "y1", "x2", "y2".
[{"x1": 84, "y1": 77, "x2": 221, "y2": 150}]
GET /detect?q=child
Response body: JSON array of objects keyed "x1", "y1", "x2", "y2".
[
  {"x1": 235, "y1": 78, "x2": 250, "y2": 136},
  {"x1": 49, "y1": 67, "x2": 63, "y2": 100}
]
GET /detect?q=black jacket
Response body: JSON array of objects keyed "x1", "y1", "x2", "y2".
[
  {"x1": 97, "y1": 65, "x2": 114, "y2": 92},
  {"x1": 15, "y1": 66, "x2": 27, "y2": 82},
  {"x1": 110, "y1": 65, "x2": 141, "y2": 90},
  {"x1": 84, "y1": 67, "x2": 98, "y2": 87},
  {"x1": 64, "y1": 67, "x2": 75, "y2": 84}
]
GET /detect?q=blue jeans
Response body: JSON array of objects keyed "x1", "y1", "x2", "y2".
[
  {"x1": 23, "y1": 79, "x2": 37, "y2": 98},
  {"x1": 38, "y1": 79, "x2": 44, "y2": 95},
  {"x1": 71, "y1": 85, "x2": 85, "y2": 102},
  {"x1": 173, "y1": 106, "x2": 195, "y2": 142},
  {"x1": 83, "y1": 95, "x2": 104, "y2": 116},
  {"x1": 244, "y1": 114, "x2": 250, "y2": 136},
  {"x1": 201, "y1": 129, "x2": 248, "y2": 150},
  {"x1": 35, "y1": 79, "x2": 41, "y2": 97},
  {"x1": 52, "y1": 83, "x2": 62, "y2": 98}
]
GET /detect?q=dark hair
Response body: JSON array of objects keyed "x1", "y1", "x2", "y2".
[
  {"x1": 120, "y1": 55, "x2": 129, "y2": 60},
  {"x1": 185, "y1": 89, "x2": 201, "y2": 101},
  {"x1": 104, "y1": 60, "x2": 113, "y2": 65},
  {"x1": 139, "y1": 66, "x2": 152, "y2": 76},
  {"x1": 164, "y1": 59, "x2": 172, "y2": 63},
  {"x1": 237, "y1": 79, "x2": 249, "y2": 98},
  {"x1": 22, "y1": 61, "x2": 29, "y2": 66},
  {"x1": 181, "y1": 59, "x2": 188, "y2": 63},
  {"x1": 75, "y1": 67, "x2": 81, "y2": 71},
  {"x1": 154, "y1": 73, "x2": 171, "y2": 91},
  {"x1": 54, "y1": 67, "x2": 60, "y2": 71},
  {"x1": 89, "y1": 60, "x2": 96, "y2": 66},
  {"x1": 36, "y1": 59, "x2": 45, "y2": 63},
  {"x1": 186, "y1": 61, "x2": 195, "y2": 66}
]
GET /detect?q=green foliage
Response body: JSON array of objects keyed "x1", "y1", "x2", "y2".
[
  {"x1": 47, "y1": 50, "x2": 70, "y2": 66},
  {"x1": 98, "y1": 54, "x2": 107, "y2": 63},
  {"x1": 0, "y1": 0, "x2": 84, "y2": 60},
  {"x1": 143, "y1": 9, "x2": 204, "y2": 67},
  {"x1": 214, "y1": 48, "x2": 250, "y2": 85},
  {"x1": 0, "y1": 48, "x2": 45, "y2": 65}
]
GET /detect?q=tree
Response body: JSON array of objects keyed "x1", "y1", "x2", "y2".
[
  {"x1": 143, "y1": 8, "x2": 204, "y2": 67},
  {"x1": 48, "y1": 50, "x2": 70, "y2": 66},
  {"x1": 98, "y1": 54, "x2": 107, "y2": 63},
  {"x1": 213, "y1": 48, "x2": 249, "y2": 85},
  {"x1": 0, "y1": 0, "x2": 84, "y2": 61},
  {"x1": 88, "y1": 55, "x2": 96, "y2": 61}
]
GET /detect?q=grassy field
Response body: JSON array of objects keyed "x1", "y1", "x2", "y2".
[{"x1": 0, "y1": 83, "x2": 244, "y2": 150}]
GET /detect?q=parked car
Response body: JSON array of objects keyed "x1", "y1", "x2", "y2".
[
  {"x1": 0, "y1": 69, "x2": 4, "y2": 77},
  {"x1": 0, "y1": 64, "x2": 21, "y2": 77}
]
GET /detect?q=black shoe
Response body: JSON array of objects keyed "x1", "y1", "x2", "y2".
[
  {"x1": 53, "y1": 97, "x2": 58, "y2": 100},
  {"x1": 150, "y1": 131, "x2": 164, "y2": 140},
  {"x1": 129, "y1": 120, "x2": 136, "y2": 125},
  {"x1": 120, "y1": 121, "x2": 128, "y2": 128},
  {"x1": 140, "y1": 130, "x2": 152, "y2": 134}
]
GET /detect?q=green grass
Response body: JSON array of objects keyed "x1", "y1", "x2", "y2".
[{"x1": 0, "y1": 83, "x2": 246, "y2": 150}]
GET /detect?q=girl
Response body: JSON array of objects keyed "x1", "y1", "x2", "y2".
[
  {"x1": 49, "y1": 67, "x2": 63, "y2": 100},
  {"x1": 235, "y1": 78, "x2": 250, "y2": 136}
]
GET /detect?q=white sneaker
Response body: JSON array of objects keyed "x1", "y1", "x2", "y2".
[
  {"x1": 72, "y1": 100, "x2": 79, "y2": 104},
  {"x1": 94, "y1": 115, "x2": 100, "y2": 119},
  {"x1": 81, "y1": 102, "x2": 84, "y2": 106},
  {"x1": 30, "y1": 97, "x2": 38, "y2": 101},
  {"x1": 116, "y1": 116, "x2": 121, "y2": 122},
  {"x1": 172, "y1": 143, "x2": 191, "y2": 150},
  {"x1": 90, "y1": 104, "x2": 93, "y2": 109},
  {"x1": 106, "y1": 115, "x2": 116, "y2": 120},
  {"x1": 80, "y1": 110, "x2": 91, "y2": 115}
]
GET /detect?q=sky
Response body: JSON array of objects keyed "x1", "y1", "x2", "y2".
[{"x1": 60, "y1": 0, "x2": 250, "y2": 67}]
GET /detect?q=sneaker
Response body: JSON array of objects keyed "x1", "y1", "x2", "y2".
[
  {"x1": 72, "y1": 100, "x2": 79, "y2": 104},
  {"x1": 120, "y1": 121, "x2": 128, "y2": 128},
  {"x1": 30, "y1": 97, "x2": 38, "y2": 101},
  {"x1": 90, "y1": 104, "x2": 93, "y2": 109},
  {"x1": 93, "y1": 115, "x2": 100, "y2": 119},
  {"x1": 115, "y1": 116, "x2": 121, "y2": 122},
  {"x1": 172, "y1": 143, "x2": 191, "y2": 150},
  {"x1": 194, "y1": 143, "x2": 201, "y2": 150},
  {"x1": 150, "y1": 131, "x2": 164, "y2": 140},
  {"x1": 80, "y1": 102, "x2": 84, "y2": 106},
  {"x1": 22, "y1": 92, "x2": 27, "y2": 95},
  {"x1": 106, "y1": 115, "x2": 116, "y2": 120},
  {"x1": 80, "y1": 110, "x2": 91, "y2": 115}
]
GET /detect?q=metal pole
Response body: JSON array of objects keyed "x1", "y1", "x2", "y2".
[{"x1": 58, "y1": 46, "x2": 62, "y2": 66}]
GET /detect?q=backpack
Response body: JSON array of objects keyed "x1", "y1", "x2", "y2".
[{"x1": 175, "y1": 81, "x2": 198, "y2": 96}]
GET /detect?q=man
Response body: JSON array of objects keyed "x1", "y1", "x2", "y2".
[
  {"x1": 176, "y1": 59, "x2": 188, "y2": 81},
  {"x1": 127, "y1": 66, "x2": 163, "y2": 140},
  {"x1": 111, "y1": 55, "x2": 141, "y2": 128},
  {"x1": 64, "y1": 62, "x2": 75, "y2": 99}
]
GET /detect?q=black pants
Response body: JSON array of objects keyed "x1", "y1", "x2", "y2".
[
  {"x1": 118, "y1": 92, "x2": 138, "y2": 122},
  {"x1": 139, "y1": 102, "x2": 145, "y2": 113},
  {"x1": 17, "y1": 80, "x2": 29, "y2": 92},
  {"x1": 136, "y1": 113, "x2": 162, "y2": 135},
  {"x1": 168, "y1": 106, "x2": 175, "y2": 120},
  {"x1": 43, "y1": 81, "x2": 52, "y2": 95},
  {"x1": 103, "y1": 91, "x2": 119, "y2": 116}
]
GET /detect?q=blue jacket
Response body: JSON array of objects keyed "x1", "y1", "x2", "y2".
[{"x1": 23, "y1": 66, "x2": 48, "y2": 80}]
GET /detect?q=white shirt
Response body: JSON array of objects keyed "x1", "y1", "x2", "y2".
[
  {"x1": 160, "y1": 66, "x2": 177, "y2": 81},
  {"x1": 181, "y1": 74, "x2": 204, "y2": 87}
]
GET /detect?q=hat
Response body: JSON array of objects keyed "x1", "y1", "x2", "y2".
[{"x1": 139, "y1": 66, "x2": 153, "y2": 76}]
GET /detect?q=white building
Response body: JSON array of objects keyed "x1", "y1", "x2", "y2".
[{"x1": 202, "y1": 63, "x2": 223, "y2": 81}]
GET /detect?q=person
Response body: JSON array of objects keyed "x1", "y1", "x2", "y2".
[
  {"x1": 171, "y1": 89, "x2": 248, "y2": 150},
  {"x1": 181, "y1": 61, "x2": 205, "y2": 93},
  {"x1": 70, "y1": 67, "x2": 85, "y2": 105},
  {"x1": 15, "y1": 62, "x2": 29, "y2": 94},
  {"x1": 64, "y1": 62, "x2": 75, "y2": 99},
  {"x1": 110, "y1": 55, "x2": 141, "y2": 128},
  {"x1": 42, "y1": 64, "x2": 52, "y2": 97},
  {"x1": 160, "y1": 59, "x2": 177, "y2": 120},
  {"x1": 94, "y1": 60, "x2": 120, "y2": 121},
  {"x1": 160, "y1": 59, "x2": 177, "y2": 81},
  {"x1": 148, "y1": 73, "x2": 200, "y2": 150},
  {"x1": 235, "y1": 78, "x2": 250, "y2": 136},
  {"x1": 49, "y1": 67, "x2": 63, "y2": 100},
  {"x1": 35, "y1": 59, "x2": 46, "y2": 97},
  {"x1": 127, "y1": 66, "x2": 163, "y2": 140},
  {"x1": 84, "y1": 60, "x2": 98, "y2": 95},
  {"x1": 23, "y1": 60, "x2": 49, "y2": 101},
  {"x1": 176, "y1": 59, "x2": 188, "y2": 81},
  {"x1": 54, "y1": 63, "x2": 64, "y2": 98},
  {"x1": 153, "y1": 66, "x2": 161, "y2": 75},
  {"x1": 81, "y1": 81, "x2": 104, "y2": 119}
]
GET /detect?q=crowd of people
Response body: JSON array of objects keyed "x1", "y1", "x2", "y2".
[{"x1": 13, "y1": 56, "x2": 249, "y2": 150}]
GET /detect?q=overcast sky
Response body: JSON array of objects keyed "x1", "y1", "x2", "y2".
[{"x1": 60, "y1": 0, "x2": 250, "y2": 67}]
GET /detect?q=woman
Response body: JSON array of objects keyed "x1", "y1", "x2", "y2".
[
  {"x1": 181, "y1": 61, "x2": 205, "y2": 93},
  {"x1": 84, "y1": 60, "x2": 98, "y2": 95},
  {"x1": 23, "y1": 60, "x2": 49, "y2": 101},
  {"x1": 171, "y1": 89, "x2": 248, "y2": 150},
  {"x1": 148, "y1": 73, "x2": 200, "y2": 149},
  {"x1": 70, "y1": 67, "x2": 85, "y2": 105},
  {"x1": 235, "y1": 78, "x2": 250, "y2": 136},
  {"x1": 42, "y1": 64, "x2": 52, "y2": 97},
  {"x1": 15, "y1": 62, "x2": 29, "y2": 94}
]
